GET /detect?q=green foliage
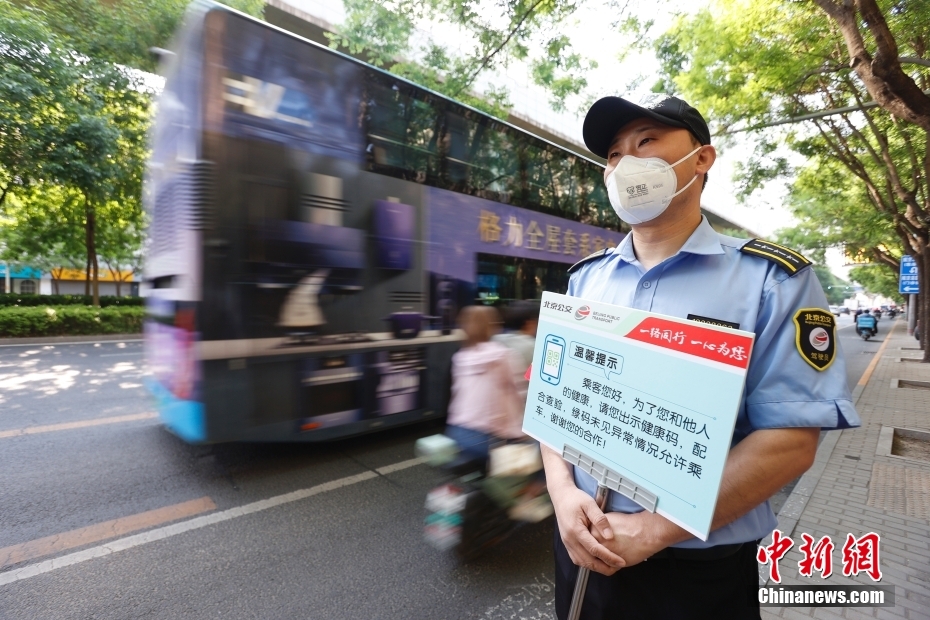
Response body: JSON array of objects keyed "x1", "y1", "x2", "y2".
[
  {"x1": 849, "y1": 265, "x2": 904, "y2": 304},
  {"x1": 328, "y1": 0, "x2": 418, "y2": 69},
  {"x1": 327, "y1": 0, "x2": 596, "y2": 117},
  {"x1": 13, "y1": 0, "x2": 266, "y2": 72},
  {"x1": 530, "y1": 35, "x2": 597, "y2": 113},
  {"x1": 0, "y1": 0, "x2": 152, "y2": 303},
  {"x1": 732, "y1": 139, "x2": 791, "y2": 202},
  {"x1": 812, "y1": 264, "x2": 853, "y2": 305},
  {"x1": 0, "y1": 1, "x2": 77, "y2": 203},
  {"x1": 0, "y1": 185, "x2": 86, "y2": 274},
  {"x1": 0, "y1": 305, "x2": 144, "y2": 337},
  {"x1": 0, "y1": 294, "x2": 143, "y2": 307},
  {"x1": 650, "y1": 0, "x2": 929, "y2": 351},
  {"x1": 775, "y1": 156, "x2": 903, "y2": 265}
]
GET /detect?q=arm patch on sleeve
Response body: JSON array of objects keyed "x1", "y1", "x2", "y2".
[
  {"x1": 794, "y1": 308, "x2": 836, "y2": 371},
  {"x1": 740, "y1": 239, "x2": 812, "y2": 275}
]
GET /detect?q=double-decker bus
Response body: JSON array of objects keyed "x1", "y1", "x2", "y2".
[{"x1": 144, "y1": 0, "x2": 624, "y2": 443}]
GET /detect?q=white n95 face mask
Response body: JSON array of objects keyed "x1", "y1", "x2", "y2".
[{"x1": 606, "y1": 146, "x2": 702, "y2": 225}]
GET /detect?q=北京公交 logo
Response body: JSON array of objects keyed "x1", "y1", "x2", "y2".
[
  {"x1": 574, "y1": 305, "x2": 591, "y2": 320},
  {"x1": 809, "y1": 327, "x2": 830, "y2": 351},
  {"x1": 793, "y1": 309, "x2": 836, "y2": 371}
]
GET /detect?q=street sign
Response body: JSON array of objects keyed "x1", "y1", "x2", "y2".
[
  {"x1": 900, "y1": 256, "x2": 919, "y2": 294},
  {"x1": 524, "y1": 292, "x2": 755, "y2": 540}
]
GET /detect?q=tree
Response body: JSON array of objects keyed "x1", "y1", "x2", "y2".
[
  {"x1": 811, "y1": 264, "x2": 853, "y2": 305},
  {"x1": 0, "y1": 184, "x2": 86, "y2": 293},
  {"x1": 649, "y1": 0, "x2": 930, "y2": 359},
  {"x1": 326, "y1": 0, "x2": 597, "y2": 117},
  {"x1": 849, "y1": 264, "x2": 904, "y2": 303},
  {"x1": 0, "y1": 1, "x2": 153, "y2": 304},
  {"x1": 97, "y1": 195, "x2": 145, "y2": 297},
  {"x1": 0, "y1": 2, "x2": 78, "y2": 207}
]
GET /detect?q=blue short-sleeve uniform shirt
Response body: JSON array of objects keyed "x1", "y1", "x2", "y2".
[{"x1": 567, "y1": 216, "x2": 860, "y2": 548}]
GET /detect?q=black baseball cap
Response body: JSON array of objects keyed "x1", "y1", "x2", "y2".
[{"x1": 583, "y1": 95, "x2": 711, "y2": 159}]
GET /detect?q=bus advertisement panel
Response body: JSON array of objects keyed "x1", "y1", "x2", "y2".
[{"x1": 144, "y1": 1, "x2": 623, "y2": 443}]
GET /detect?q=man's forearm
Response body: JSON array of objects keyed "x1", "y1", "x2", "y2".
[
  {"x1": 601, "y1": 427, "x2": 821, "y2": 552},
  {"x1": 541, "y1": 444, "x2": 575, "y2": 491},
  {"x1": 710, "y1": 427, "x2": 819, "y2": 530}
]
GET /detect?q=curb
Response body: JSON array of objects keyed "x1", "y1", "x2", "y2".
[
  {"x1": 0, "y1": 334, "x2": 143, "y2": 347},
  {"x1": 759, "y1": 318, "x2": 900, "y2": 585}
]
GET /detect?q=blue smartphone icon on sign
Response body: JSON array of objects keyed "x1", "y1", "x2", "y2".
[{"x1": 539, "y1": 335, "x2": 566, "y2": 385}]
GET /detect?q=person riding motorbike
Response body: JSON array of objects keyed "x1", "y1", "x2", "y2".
[
  {"x1": 420, "y1": 306, "x2": 550, "y2": 559},
  {"x1": 857, "y1": 311, "x2": 878, "y2": 340}
]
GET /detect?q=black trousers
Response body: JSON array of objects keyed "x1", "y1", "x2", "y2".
[{"x1": 554, "y1": 527, "x2": 762, "y2": 620}]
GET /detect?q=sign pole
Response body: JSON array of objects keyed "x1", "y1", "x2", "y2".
[
  {"x1": 561, "y1": 444, "x2": 658, "y2": 620},
  {"x1": 908, "y1": 294, "x2": 917, "y2": 335},
  {"x1": 566, "y1": 483, "x2": 610, "y2": 620}
]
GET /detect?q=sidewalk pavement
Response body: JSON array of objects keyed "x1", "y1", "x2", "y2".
[{"x1": 761, "y1": 318, "x2": 930, "y2": 619}]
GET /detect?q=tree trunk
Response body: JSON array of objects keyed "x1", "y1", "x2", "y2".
[
  {"x1": 919, "y1": 248, "x2": 930, "y2": 361},
  {"x1": 87, "y1": 205, "x2": 99, "y2": 307},
  {"x1": 84, "y1": 256, "x2": 91, "y2": 297},
  {"x1": 83, "y1": 198, "x2": 100, "y2": 306},
  {"x1": 92, "y1": 255, "x2": 99, "y2": 307}
]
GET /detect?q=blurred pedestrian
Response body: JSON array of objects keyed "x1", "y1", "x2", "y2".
[
  {"x1": 445, "y1": 306, "x2": 526, "y2": 462},
  {"x1": 493, "y1": 300, "x2": 540, "y2": 406}
]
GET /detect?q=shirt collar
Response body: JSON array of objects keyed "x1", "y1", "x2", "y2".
[
  {"x1": 614, "y1": 215, "x2": 725, "y2": 265},
  {"x1": 679, "y1": 215, "x2": 727, "y2": 256}
]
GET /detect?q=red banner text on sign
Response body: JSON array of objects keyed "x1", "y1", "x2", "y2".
[{"x1": 624, "y1": 317, "x2": 753, "y2": 370}]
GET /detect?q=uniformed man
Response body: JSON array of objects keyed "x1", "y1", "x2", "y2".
[{"x1": 543, "y1": 95, "x2": 860, "y2": 619}]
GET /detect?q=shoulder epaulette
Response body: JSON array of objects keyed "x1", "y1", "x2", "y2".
[
  {"x1": 568, "y1": 248, "x2": 610, "y2": 274},
  {"x1": 740, "y1": 239, "x2": 812, "y2": 275}
]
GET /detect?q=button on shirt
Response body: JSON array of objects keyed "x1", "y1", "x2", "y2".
[{"x1": 567, "y1": 216, "x2": 860, "y2": 549}]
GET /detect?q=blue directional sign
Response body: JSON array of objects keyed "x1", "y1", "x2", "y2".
[{"x1": 900, "y1": 256, "x2": 919, "y2": 294}]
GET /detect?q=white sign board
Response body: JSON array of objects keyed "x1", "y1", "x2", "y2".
[{"x1": 523, "y1": 292, "x2": 756, "y2": 540}]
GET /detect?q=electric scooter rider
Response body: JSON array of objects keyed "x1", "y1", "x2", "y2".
[{"x1": 856, "y1": 311, "x2": 878, "y2": 340}]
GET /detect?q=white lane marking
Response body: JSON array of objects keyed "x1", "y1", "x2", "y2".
[
  {"x1": 99, "y1": 352, "x2": 143, "y2": 357},
  {"x1": 0, "y1": 456, "x2": 425, "y2": 586}
]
